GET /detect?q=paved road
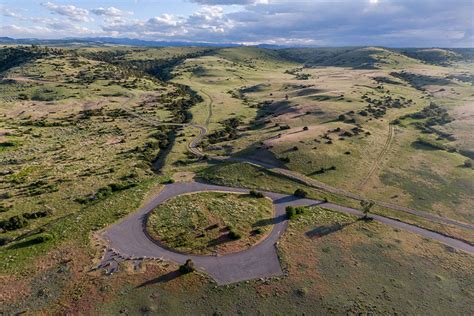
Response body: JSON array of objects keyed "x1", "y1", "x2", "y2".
[
  {"x1": 100, "y1": 182, "x2": 319, "y2": 284},
  {"x1": 100, "y1": 182, "x2": 473, "y2": 285}
]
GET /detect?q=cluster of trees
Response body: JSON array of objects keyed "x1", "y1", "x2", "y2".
[
  {"x1": 390, "y1": 71, "x2": 451, "y2": 91},
  {"x1": 358, "y1": 93, "x2": 413, "y2": 119},
  {"x1": 83, "y1": 48, "x2": 213, "y2": 81},
  {"x1": 0, "y1": 45, "x2": 63, "y2": 74},
  {"x1": 75, "y1": 181, "x2": 137, "y2": 205},
  {"x1": 0, "y1": 209, "x2": 52, "y2": 232},
  {"x1": 400, "y1": 103, "x2": 455, "y2": 140},
  {"x1": 207, "y1": 117, "x2": 242, "y2": 144}
]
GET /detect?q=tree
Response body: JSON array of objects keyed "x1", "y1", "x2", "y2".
[
  {"x1": 286, "y1": 206, "x2": 306, "y2": 219},
  {"x1": 293, "y1": 188, "x2": 308, "y2": 198},
  {"x1": 360, "y1": 200, "x2": 374, "y2": 220},
  {"x1": 464, "y1": 159, "x2": 473, "y2": 168},
  {"x1": 179, "y1": 259, "x2": 195, "y2": 274},
  {"x1": 249, "y1": 190, "x2": 264, "y2": 198}
]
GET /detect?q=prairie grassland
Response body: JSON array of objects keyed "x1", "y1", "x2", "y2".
[
  {"x1": 0, "y1": 49, "x2": 181, "y2": 270},
  {"x1": 171, "y1": 47, "x2": 474, "y2": 222}
]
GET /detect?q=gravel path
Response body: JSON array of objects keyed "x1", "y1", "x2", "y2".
[{"x1": 99, "y1": 182, "x2": 473, "y2": 285}]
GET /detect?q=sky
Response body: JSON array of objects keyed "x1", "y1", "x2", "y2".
[{"x1": 0, "y1": 0, "x2": 473, "y2": 47}]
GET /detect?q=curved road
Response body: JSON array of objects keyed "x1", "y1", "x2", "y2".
[
  {"x1": 118, "y1": 95, "x2": 474, "y2": 233},
  {"x1": 99, "y1": 181, "x2": 473, "y2": 285},
  {"x1": 100, "y1": 182, "x2": 318, "y2": 284}
]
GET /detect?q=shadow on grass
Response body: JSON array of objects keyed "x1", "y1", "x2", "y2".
[
  {"x1": 207, "y1": 234, "x2": 232, "y2": 247},
  {"x1": 305, "y1": 221, "x2": 355, "y2": 239},
  {"x1": 8, "y1": 236, "x2": 48, "y2": 249},
  {"x1": 136, "y1": 270, "x2": 182, "y2": 288}
]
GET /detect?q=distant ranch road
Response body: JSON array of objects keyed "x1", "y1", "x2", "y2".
[{"x1": 99, "y1": 182, "x2": 474, "y2": 285}]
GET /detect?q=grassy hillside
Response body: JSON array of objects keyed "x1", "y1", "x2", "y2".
[{"x1": 1, "y1": 45, "x2": 473, "y2": 314}]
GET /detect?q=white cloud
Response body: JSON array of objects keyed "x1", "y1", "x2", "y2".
[
  {"x1": 0, "y1": 5, "x2": 22, "y2": 18},
  {"x1": 1, "y1": 0, "x2": 473, "y2": 47},
  {"x1": 41, "y1": 2, "x2": 91, "y2": 22},
  {"x1": 91, "y1": 7, "x2": 130, "y2": 17}
]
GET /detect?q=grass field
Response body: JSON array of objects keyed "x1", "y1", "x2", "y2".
[
  {"x1": 146, "y1": 192, "x2": 273, "y2": 254},
  {"x1": 166, "y1": 46, "x2": 474, "y2": 223}
]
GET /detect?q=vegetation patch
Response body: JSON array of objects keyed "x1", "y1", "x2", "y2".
[{"x1": 146, "y1": 192, "x2": 274, "y2": 254}]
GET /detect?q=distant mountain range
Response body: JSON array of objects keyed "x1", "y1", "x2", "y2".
[
  {"x1": 0, "y1": 36, "x2": 246, "y2": 47},
  {"x1": 0, "y1": 36, "x2": 315, "y2": 48}
]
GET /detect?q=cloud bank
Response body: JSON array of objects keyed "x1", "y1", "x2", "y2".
[{"x1": 1, "y1": 0, "x2": 472, "y2": 47}]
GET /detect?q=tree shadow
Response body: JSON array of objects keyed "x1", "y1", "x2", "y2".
[
  {"x1": 8, "y1": 236, "x2": 49, "y2": 249},
  {"x1": 273, "y1": 195, "x2": 300, "y2": 204},
  {"x1": 252, "y1": 214, "x2": 287, "y2": 227},
  {"x1": 305, "y1": 221, "x2": 355, "y2": 239},
  {"x1": 136, "y1": 270, "x2": 182, "y2": 288},
  {"x1": 207, "y1": 234, "x2": 232, "y2": 247}
]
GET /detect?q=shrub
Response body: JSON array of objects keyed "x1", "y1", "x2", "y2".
[
  {"x1": 0, "y1": 215, "x2": 28, "y2": 231},
  {"x1": 286, "y1": 206, "x2": 296, "y2": 219},
  {"x1": 161, "y1": 178, "x2": 175, "y2": 184},
  {"x1": 293, "y1": 188, "x2": 308, "y2": 198},
  {"x1": 22, "y1": 209, "x2": 52, "y2": 219},
  {"x1": 0, "y1": 236, "x2": 13, "y2": 246},
  {"x1": 0, "y1": 204, "x2": 11, "y2": 213},
  {"x1": 286, "y1": 206, "x2": 306, "y2": 219},
  {"x1": 228, "y1": 229, "x2": 242, "y2": 240},
  {"x1": 0, "y1": 141, "x2": 15, "y2": 147},
  {"x1": 109, "y1": 182, "x2": 136, "y2": 192},
  {"x1": 253, "y1": 228, "x2": 263, "y2": 235},
  {"x1": 179, "y1": 259, "x2": 195, "y2": 274},
  {"x1": 249, "y1": 190, "x2": 264, "y2": 198},
  {"x1": 360, "y1": 200, "x2": 375, "y2": 220},
  {"x1": 464, "y1": 159, "x2": 473, "y2": 168}
]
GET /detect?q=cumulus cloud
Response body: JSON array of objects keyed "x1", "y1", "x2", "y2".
[
  {"x1": 91, "y1": 7, "x2": 130, "y2": 17},
  {"x1": 103, "y1": 5, "x2": 231, "y2": 40},
  {"x1": 41, "y1": 2, "x2": 91, "y2": 22},
  {"x1": 100, "y1": 0, "x2": 473, "y2": 46},
  {"x1": 0, "y1": 5, "x2": 22, "y2": 18},
  {"x1": 2, "y1": 0, "x2": 473, "y2": 47},
  {"x1": 190, "y1": 0, "x2": 259, "y2": 4}
]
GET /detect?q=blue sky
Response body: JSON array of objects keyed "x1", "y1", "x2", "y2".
[{"x1": 0, "y1": 0, "x2": 473, "y2": 47}]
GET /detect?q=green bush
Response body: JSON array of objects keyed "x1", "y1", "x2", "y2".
[
  {"x1": 0, "y1": 214, "x2": 28, "y2": 231},
  {"x1": 294, "y1": 188, "x2": 308, "y2": 198},
  {"x1": 249, "y1": 190, "x2": 264, "y2": 198},
  {"x1": 228, "y1": 229, "x2": 242, "y2": 240},
  {"x1": 179, "y1": 259, "x2": 195, "y2": 274},
  {"x1": 22, "y1": 209, "x2": 52, "y2": 219},
  {"x1": 0, "y1": 141, "x2": 16, "y2": 147},
  {"x1": 161, "y1": 178, "x2": 175, "y2": 184},
  {"x1": 286, "y1": 206, "x2": 306, "y2": 219}
]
